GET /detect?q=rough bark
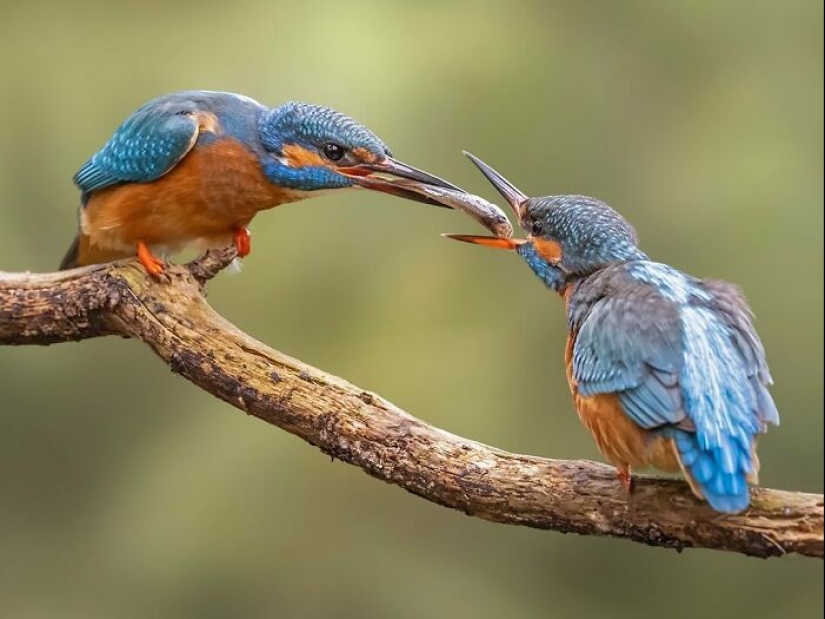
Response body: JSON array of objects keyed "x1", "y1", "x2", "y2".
[{"x1": 1, "y1": 249, "x2": 822, "y2": 560}]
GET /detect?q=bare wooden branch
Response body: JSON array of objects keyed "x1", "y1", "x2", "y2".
[{"x1": 1, "y1": 260, "x2": 822, "y2": 559}]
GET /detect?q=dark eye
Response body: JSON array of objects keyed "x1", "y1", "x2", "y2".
[
  {"x1": 322, "y1": 142, "x2": 346, "y2": 161},
  {"x1": 530, "y1": 220, "x2": 543, "y2": 236}
]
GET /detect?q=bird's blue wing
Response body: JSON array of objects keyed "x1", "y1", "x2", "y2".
[
  {"x1": 701, "y1": 279, "x2": 779, "y2": 427},
  {"x1": 572, "y1": 282, "x2": 687, "y2": 429},
  {"x1": 74, "y1": 98, "x2": 202, "y2": 194},
  {"x1": 571, "y1": 264, "x2": 775, "y2": 512}
]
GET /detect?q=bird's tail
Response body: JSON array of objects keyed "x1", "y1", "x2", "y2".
[
  {"x1": 670, "y1": 429, "x2": 759, "y2": 514},
  {"x1": 58, "y1": 232, "x2": 131, "y2": 270}
]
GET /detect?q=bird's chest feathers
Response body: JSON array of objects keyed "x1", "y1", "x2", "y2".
[
  {"x1": 160, "y1": 139, "x2": 307, "y2": 217},
  {"x1": 82, "y1": 139, "x2": 306, "y2": 248}
]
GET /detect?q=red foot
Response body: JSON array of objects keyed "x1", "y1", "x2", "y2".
[
  {"x1": 617, "y1": 468, "x2": 633, "y2": 494},
  {"x1": 234, "y1": 228, "x2": 251, "y2": 258},
  {"x1": 137, "y1": 241, "x2": 166, "y2": 278}
]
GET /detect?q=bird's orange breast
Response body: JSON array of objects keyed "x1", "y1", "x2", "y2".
[
  {"x1": 81, "y1": 139, "x2": 306, "y2": 252},
  {"x1": 564, "y1": 333, "x2": 680, "y2": 472}
]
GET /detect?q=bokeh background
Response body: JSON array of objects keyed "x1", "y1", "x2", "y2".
[{"x1": 1, "y1": 1, "x2": 822, "y2": 617}]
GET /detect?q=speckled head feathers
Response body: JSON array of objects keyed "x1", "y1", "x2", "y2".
[
  {"x1": 256, "y1": 101, "x2": 458, "y2": 200},
  {"x1": 259, "y1": 102, "x2": 392, "y2": 160},
  {"x1": 523, "y1": 195, "x2": 644, "y2": 272}
]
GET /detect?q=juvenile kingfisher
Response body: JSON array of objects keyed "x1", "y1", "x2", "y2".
[
  {"x1": 59, "y1": 90, "x2": 458, "y2": 275},
  {"x1": 447, "y1": 152, "x2": 779, "y2": 513}
]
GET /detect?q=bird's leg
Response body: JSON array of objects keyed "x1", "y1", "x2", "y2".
[
  {"x1": 136, "y1": 241, "x2": 167, "y2": 278},
  {"x1": 616, "y1": 466, "x2": 633, "y2": 494},
  {"x1": 233, "y1": 227, "x2": 251, "y2": 258}
]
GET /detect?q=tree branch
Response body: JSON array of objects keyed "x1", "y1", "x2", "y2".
[{"x1": 1, "y1": 258, "x2": 822, "y2": 560}]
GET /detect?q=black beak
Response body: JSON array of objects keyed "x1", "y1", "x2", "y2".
[
  {"x1": 463, "y1": 151, "x2": 528, "y2": 220},
  {"x1": 343, "y1": 157, "x2": 463, "y2": 208}
]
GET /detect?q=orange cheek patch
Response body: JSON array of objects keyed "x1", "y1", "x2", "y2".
[
  {"x1": 282, "y1": 143, "x2": 329, "y2": 168},
  {"x1": 533, "y1": 238, "x2": 564, "y2": 263}
]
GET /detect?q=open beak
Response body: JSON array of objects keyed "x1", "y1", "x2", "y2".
[
  {"x1": 441, "y1": 152, "x2": 533, "y2": 247},
  {"x1": 343, "y1": 157, "x2": 463, "y2": 208},
  {"x1": 463, "y1": 151, "x2": 528, "y2": 221},
  {"x1": 442, "y1": 234, "x2": 526, "y2": 250}
]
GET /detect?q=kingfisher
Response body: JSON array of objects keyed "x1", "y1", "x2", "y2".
[
  {"x1": 446, "y1": 152, "x2": 779, "y2": 513},
  {"x1": 59, "y1": 90, "x2": 459, "y2": 275}
]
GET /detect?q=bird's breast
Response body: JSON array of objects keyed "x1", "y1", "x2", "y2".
[{"x1": 81, "y1": 138, "x2": 307, "y2": 250}]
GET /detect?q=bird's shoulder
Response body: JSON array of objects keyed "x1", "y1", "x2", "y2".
[
  {"x1": 567, "y1": 260, "x2": 697, "y2": 331},
  {"x1": 567, "y1": 260, "x2": 749, "y2": 369},
  {"x1": 170, "y1": 91, "x2": 266, "y2": 140},
  {"x1": 131, "y1": 90, "x2": 266, "y2": 123}
]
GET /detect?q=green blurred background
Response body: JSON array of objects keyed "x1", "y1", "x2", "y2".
[{"x1": 1, "y1": 1, "x2": 822, "y2": 617}]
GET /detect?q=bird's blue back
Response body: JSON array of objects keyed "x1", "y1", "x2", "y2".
[
  {"x1": 74, "y1": 91, "x2": 266, "y2": 199},
  {"x1": 567, "y1": 259, "x2": 779, "y2": 512}
]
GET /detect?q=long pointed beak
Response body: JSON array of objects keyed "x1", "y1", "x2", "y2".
[
  {"x1": 344, "y1": 157, "x2": 463, "y2": 208},
  {"x1": 374, "y1": 157, "x2": 462, "y2": 191},
  {"x1": 463, "y1": 151, "x2": 528, "y2": 220},
  {"x1": 442, "y1": 234, "x2": 526, "y2": 250}
]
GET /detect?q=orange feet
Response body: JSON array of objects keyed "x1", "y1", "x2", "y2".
[
  {"x1": 617, "y1": 468, "x2": 633, "y2": 493},
  {"x1": 233, "y1": 227, "x2": 251, "y2": 258},
  {"x1": 137, "y1": 241, "x2": 166, "y2": 278}
]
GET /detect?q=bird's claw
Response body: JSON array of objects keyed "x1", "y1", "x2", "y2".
[
  {"x1": 233, "y1": 228, "x2": 251, "y2": 258},
  {"x1": 617, "y1": 469, "x2": 634, "y2": 494},
  {"x1": 137, "y1": 241, "x2": 168, "y2": 279}
]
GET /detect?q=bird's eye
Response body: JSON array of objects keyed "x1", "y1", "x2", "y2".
[
  {"x1": 530, "y1": 220, "x2": 543, "y2": 236},
  {"x1": 322, "y1": 142, "x2": 346, "y2": 162}
]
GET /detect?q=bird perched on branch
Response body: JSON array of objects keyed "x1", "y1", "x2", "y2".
[
  {"x1": 447, "y1": 152, "x2": 779, "y2": 513},
  {"x1": 60, "y1": 90, "x2": 458, "y2": 276}
]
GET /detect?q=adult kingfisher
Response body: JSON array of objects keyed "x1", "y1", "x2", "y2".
[
  {"x1": 446, "y1": 152, "x2": 779, "y2": 513},
  {"x1": 60, "y1": 90, "x2": 459, "y2": 276}
]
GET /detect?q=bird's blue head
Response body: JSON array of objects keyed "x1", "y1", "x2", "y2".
[
  {"x1": 258, "y1": 101, "x2": 458, "y2": 204},
  {"x1": 447, "y1": 153, "x2": 646, "y2": 292}
]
